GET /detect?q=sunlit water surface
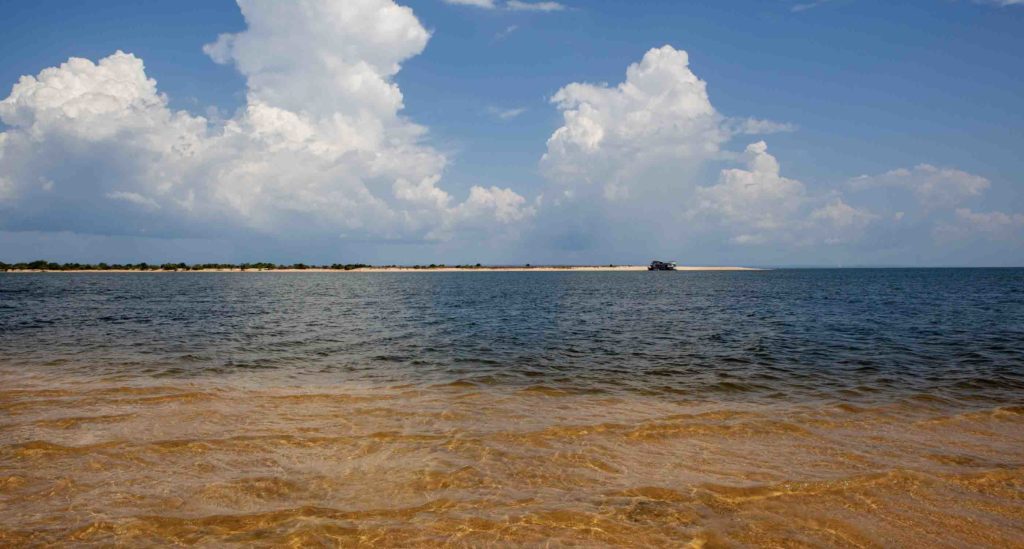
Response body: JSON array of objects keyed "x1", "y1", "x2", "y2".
[{"x1": 1, "y1": 270, "x2": 1022, "y2": 546}]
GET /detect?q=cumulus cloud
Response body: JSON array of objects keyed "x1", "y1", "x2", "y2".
[
  {"x1": 0, "y1": 52, "x2": 210, "y2": 236},
  {"x1": 848, "y1": 164, "x2": 989, "y2": 208},
  {"x1": 692, "y1": 141, "x2": 806, "y2": 238},
  {"x1": 954, "y1": 208, "x2": 1024, "y2": 233},
  {"x1": 1, "y1": 5, "x2": 1018, "y2": 266},
  {"x1": 810, "y1": 198, "x2": 876, "y2": 230},
  {"x1": 203, "y1": 0, "x2": 431, "y2": 119},
  {"x1": 537, "y1": 46, "x2": 874, "y2": 254},
  {"x1": 828, "y1": 163, "x2": 1022, "y2": 262},
  {"x1": 444, "y1": 186, "x2": 536, "y2": 232},
  {"x1": 534, "y1": 47, "x2": 1018, "y2": 264},
  {"x1": 0, "y1": 0, "x2": 532, "y2": 246},
  {"x1": 935, "y1": 208, "x2": 1024, "y2": 241},
  {"x1": 542, "y1": 46, "x2": 727, "y2": 201},
  {"x1": 687, "y1": 141, "x2": 875, "y2": 245},
  {"x1": 809, "y1": 198, "x2": 878, "y2": 245}
]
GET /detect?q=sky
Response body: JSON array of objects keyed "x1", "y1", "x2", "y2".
[{"x1": 0, "y1": 0, "x2": 1021, "y2": 266}]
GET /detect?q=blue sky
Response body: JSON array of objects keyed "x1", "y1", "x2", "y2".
[{"x1": 0, "y1": 0, "x2": 1021, "y2": 266}]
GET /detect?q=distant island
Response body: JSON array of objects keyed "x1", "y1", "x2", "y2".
[{"x1": 0, "y1": 260, "x2": 758, "y2": 272}]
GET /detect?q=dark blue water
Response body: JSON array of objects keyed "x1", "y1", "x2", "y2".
[{"x1": 2, "y1": 269, "x2": 1022, "y2": 403}]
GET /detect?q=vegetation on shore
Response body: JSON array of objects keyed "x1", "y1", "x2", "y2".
[{"x1": 0, "y1": 260, "x2": 502, "y2": 272}]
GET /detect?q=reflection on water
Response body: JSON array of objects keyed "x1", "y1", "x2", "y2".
[{"x1": 1, "y1": 270, "x2": 1022, "y2": 545}]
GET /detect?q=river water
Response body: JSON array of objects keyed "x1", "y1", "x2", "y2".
[{"x1": 1, "y1": 270, "x2": 1022, "y2": 546}]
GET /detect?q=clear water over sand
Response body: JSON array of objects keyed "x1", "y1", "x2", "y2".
[{"x1": 1, "y1": 270, "x2": 1022, "y2": 546}]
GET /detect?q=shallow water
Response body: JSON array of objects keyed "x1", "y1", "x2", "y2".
[{"x1": 1, "y1": 270, "x2": 1023, "y2": 546}]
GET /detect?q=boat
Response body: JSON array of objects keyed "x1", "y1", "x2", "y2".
[{"x1": 648, "y1": 260, "x2": 677, "y2": 271}]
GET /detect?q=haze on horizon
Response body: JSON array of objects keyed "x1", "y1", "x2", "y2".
[{"x1": 0, "y1": 0, "x2": 1021, "y2": 267}]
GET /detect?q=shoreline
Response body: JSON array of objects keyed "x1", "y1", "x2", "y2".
[{"x1": 1, "y1": 265, "x2": 761, "y2": 273}]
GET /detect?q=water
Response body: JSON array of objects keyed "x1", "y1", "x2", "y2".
[{"x1": 1, "y1": 270, "x2": 1022, "y2": 546}]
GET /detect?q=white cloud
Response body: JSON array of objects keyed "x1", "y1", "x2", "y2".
[
  {"x1": 0, "y1": 0, "x2": 532, "y2": 244},
  {"x1": 203, "y1": 0, "x2": 430, "y2": 119},
  {"x1": 809, "y1": 197, "x2": 878, "y2": 244},
  {"x1": 935, "y1": 208, "x2": 1024, "y2": 241},
  {"x1": 0, "y1": 51, "x2": 209, "y2": 234},
  {"x1": 0, "y1": 52, "x2": 205, "y2": 146},
  {"x1": 811, "y1": 198, "x2": 876, "y2": 229},
  {"x1": 542, "y1": 45, "x2": 727, "y2": 200},
  {"x1": 791, "y1": 1, "x2": 834, "y2": 13},
  {"x1": 731, "y1": 118, "x2": 797, "y2": 135},
  {"x1": 441, "y1": 0, "x2": 565, "y2": 11},
  {"x1": 0, "y1": 6, "x2": 1017, "y2": 266},
  {"x1": 489, "y1": 106, "x2": 527, "y2": 120},
  {"x1": 0, "y1": 177, "x2": 13, "y2": 201},
  {"x1": 442, "y1": 0, "x2": 497, "y2": 8},
  {"x1": 955, "y1": 208, "x2": 1024, "y2": 232},
  {"x1": 537, "y1": 47, "x2": 876, "y2": 254},
  {"x1": 494, "y1": 25, "x2": 519, "y2": 40},
  {"x1": 431, "y1": 186, "x2": 537, "y2": 240},
  {"x1": 691, "y1": 141, "x2": 807, "y2": 242},
  {"x1": 690, "y1": 149, "x2": 878, "y2": 244},
  {"x1": 848, "y1": 164, "x2": 989, "y2": 207},
  {"x1": 107, "y1": 191, "x2": 161, "y2": 210},
  {"x1": 506, "y1": 1, "x2": 566, "y2": 11},
  {"x1": 456, "y1": 186, "x2": 535, "y2": 224}
]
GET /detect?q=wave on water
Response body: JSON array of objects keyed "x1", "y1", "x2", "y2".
[{"x1": 1, "y1": 269, "x2": 1023, "y2": 545}]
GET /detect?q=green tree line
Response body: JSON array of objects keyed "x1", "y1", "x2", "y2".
[
  {"x1": 0, "y1": 260, "x2": 375, "y2": 271},
  {"x1": 0, "y1": 261, "x2": 496, "y2": 271}
]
